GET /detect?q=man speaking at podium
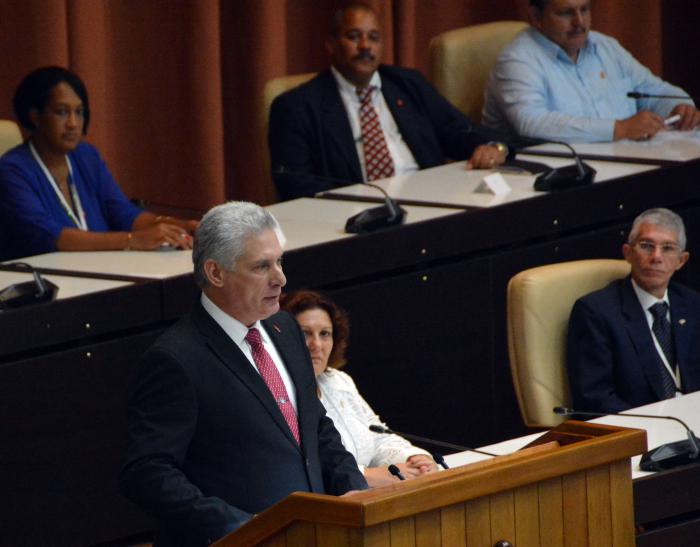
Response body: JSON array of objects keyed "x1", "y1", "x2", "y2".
[
  {"x1": 567, "y1": 208, "x2": 700, "y2": 414},
  {"x1": 483, "y1": 0, "x2": 700, "y2": 142},
  {"x1": 121, "y1": 202, "x2": 367, "y2": 546}
]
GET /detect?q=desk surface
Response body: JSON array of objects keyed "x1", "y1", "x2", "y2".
[
  {"x1": 526, "y1": 130, "x2": 700, "y2": 163},
  {"x1": 0, "y1": 271, "x2": 132, "y2": 300},
  {"x1": 318, "y1": 157, "x2": 658, "y2": 209},
  {"x1": 7, "y1": 198, "x2": 461, "y2": 278},
  {"x1": 445, "y1": 391, "x2": 700, "y2": 480}
]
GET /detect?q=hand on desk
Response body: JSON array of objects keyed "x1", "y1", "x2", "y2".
[
  {"x1": 614, "y1": 111, "x2": 665, "y2": 141},
  {"x1": 467, "y1": 144, "x2": 507, "y2": 170},
  {"x1": 131, "y1": 221, "x2": 194, "y2": 250},
  {"x1": 670, "y1": 104, "x2": 700, "y2": 131},
  {"x1": 364, "y1": 454, "x2": 438, "y2": 487}
]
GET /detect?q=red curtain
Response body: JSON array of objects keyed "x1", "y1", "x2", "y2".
[{"x1": 0, "y1": 0, "x2": 671, "y2": 213}]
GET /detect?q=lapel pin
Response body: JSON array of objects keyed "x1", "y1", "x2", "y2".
[
  {"x1": 397, "y1": 98, "x2": 404, "y2": 107},
  {"x1": 273, "y1": 324, "x2": 281, "y2": 333},
  {"x1": 679, "y1": 319, "x2": 686, "y2": 326}
]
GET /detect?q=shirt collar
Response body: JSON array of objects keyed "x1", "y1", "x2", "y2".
[
  {"x1": 200, "y1": 292, "x2": 266, "y2": 346},
  {"x1": 330, "y1": 65, "x2": 382, "y2": 97},
  {"x1": 631, "y1": 278, "x2": 669, "y2": 311},
  {"x1": 529, "y1": 26, "x2": 597, "y2": 64}
]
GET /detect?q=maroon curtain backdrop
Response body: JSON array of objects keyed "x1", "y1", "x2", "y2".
[{"x1": 0, "y1": 0, "x2": 688, "y2": 214}]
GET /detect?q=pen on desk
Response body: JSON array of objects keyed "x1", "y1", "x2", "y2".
[{"x1": 665, "y1": 114, "x2": 681, "y2": 126}]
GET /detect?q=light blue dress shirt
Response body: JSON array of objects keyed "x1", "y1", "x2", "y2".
[{"x1": 482, "y1": 28, "x2": 694, "y2": 142}]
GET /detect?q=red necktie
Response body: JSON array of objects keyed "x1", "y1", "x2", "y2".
[
  {"x1": 245, "y1": 328, "x2": 300, "y2": 444},
  {"x1": 356, "y1": 86, "x2": 395, "y2": 181}
]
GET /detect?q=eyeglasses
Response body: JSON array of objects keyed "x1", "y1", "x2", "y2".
[{"x1": 633, "y1": 240, "x2": 681, "y2": 256}]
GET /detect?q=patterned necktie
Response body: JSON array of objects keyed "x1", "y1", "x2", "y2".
[
  {"x1": 356, "y1": 86, "x2": 395, "y2": 181},
  {"x1": 649, "y1": 302, "x2": 678, "y2": 399},
  {"x1": 245, "y1": 328, "x2": 300, "y2": 444}
]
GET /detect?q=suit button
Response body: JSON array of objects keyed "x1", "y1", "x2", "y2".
[{"x1": 306, "y1": 458, "x2": 310, "y2": 467}]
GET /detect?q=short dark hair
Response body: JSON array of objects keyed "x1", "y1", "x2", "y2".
[
  {"x1": 13, "y1": 66, "x2": 90, "y2": 133},
  {"x1": 530, "y1": 0, "x2": 550, "y2": 10},
  {"x1": 280, "y1": 290, "x2": 350, "y2": 369},
  {"x1": 330, "y1": 2, "x2": 376, "y2": 37}
]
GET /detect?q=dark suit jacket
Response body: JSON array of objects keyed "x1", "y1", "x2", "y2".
[
  {"x1": 268, "y1": 65, "x2": 503, "y2": 201},
  {"x1": 567, "y1": 277, "x2": 700, "y2": 413},
  {"x1": 120, "y1": 303, "x2": 367, "y2": 547}
]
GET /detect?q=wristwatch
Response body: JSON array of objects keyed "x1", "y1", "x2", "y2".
[{"x1": 488, "y1": 141, "x2": 509, "y2": 157}]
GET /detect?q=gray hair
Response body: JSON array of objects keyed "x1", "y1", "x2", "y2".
[
  {"x1": 192, "y1": 201, "x2": 283, "y2": 288},
  {"x1": 330, "y1": 2, "x2": 376, "y2": 37},
  {"x1": 628, "y1": 208, "x2": 687, "y2": 250}
]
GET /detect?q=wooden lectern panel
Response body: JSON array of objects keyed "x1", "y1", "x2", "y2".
[{"x1": 218, "y1": 422, "x2": 645, "y2": 547}]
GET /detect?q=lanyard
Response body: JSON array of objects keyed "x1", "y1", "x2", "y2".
[{"x1": 29, "y1": 141, "x2": 87, "y2": 231}]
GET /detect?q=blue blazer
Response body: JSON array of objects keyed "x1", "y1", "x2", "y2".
[
  {"x1": 567, "y1": 277, "x2": 700, "y2": 413},
  {"x1": 268, "y1": 65, "x2": 502, "y2": 200},
  {"x1": 120, "y1": 304, "x2": 367, "y2": 546}
]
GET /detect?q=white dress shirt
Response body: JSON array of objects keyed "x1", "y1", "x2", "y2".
[
  {"x1": 200, "y1": 293, "x2": 297, "y2": 408},
  {"x1": 331, "y1": 66, "x2": 419, "y2": 181},
  {"x1": 318, "y1": 368, "x2": 429, "y2": 472},
  {"x1": 631, "y1": 279, "x2": 682, "y2": 392}
]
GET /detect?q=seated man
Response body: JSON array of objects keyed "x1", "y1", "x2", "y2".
[
  {"x1": 567, "y1": 208, "x2": 700, "y2": 413},
  {"x1": 483, "y1": 0, "x2": 700, "y2": 143},
  {"x1": 269, "y1": 2, "x2": 509, "y2": 201}
]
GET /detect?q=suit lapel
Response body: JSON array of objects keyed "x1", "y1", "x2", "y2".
[
  {"x1": 192, "y1": 304, "x2": 301, "y2": 450},
  {"x1": 669, "y1": 286, "x2": 691, "y2": 392},
  {"x1": 318, "y1": 70, "x2": 363, "y2": 181},
  {"x1": 620, "y1": 279, "x2": 670, "y2": 400}
]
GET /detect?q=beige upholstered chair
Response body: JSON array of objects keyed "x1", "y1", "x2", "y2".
[
  {"x1": 507, "y1": 259, "x2": 631, "y2": 428},
  {"x1": 429, "y1": 21, "x2": 527, "y2": 122},
  {"x1": 0, "y1": 120, "x2": 22, "y2": 156},
  {"x1": 261, "y1": 72, "x2": 316, "y2": 141}
]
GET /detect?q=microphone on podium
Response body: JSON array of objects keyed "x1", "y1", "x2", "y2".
[
  {"x1": 553, "y1": 406, "x2": 700, "y2": 471},
  {"x1": 388, "y1": 464, "x2": 405, "y2": 481},
  {"x1": 368, "y1": 424, "x2": 498, "y2": 470}
]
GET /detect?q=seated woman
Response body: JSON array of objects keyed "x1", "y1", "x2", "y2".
[
  {"x1": 0, "y1": 66, "x2": 198, "y2": 261},
  {"x1": 281, "y1": 290, "x2": 437, "y2": 486}
]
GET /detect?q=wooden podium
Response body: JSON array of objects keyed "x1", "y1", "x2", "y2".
[{"x1": 215, "y1": 421, "x2": 646, "y2": 547}]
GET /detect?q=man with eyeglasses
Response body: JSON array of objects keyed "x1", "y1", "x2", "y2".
[{"x1": 567, "y1": 208, "x2": 700, "y2": 413}]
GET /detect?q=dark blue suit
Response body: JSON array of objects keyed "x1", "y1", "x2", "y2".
[
  {"x1": 268, "y1": 65, "x2": 503, "y2": 201},
  {"x1": 567, "y1": 277, "x2": 700, "y2": 413},
  {"x1": 120, "y1": 304, "x2": 367, "y2": 547}
]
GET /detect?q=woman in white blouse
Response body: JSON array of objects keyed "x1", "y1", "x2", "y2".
[{"x1": 281, "y1": 290, "x2": 437, "y2": 486}]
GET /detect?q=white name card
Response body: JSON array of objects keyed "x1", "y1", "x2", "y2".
[{"x1": 474, "y1": 172, "x2": 512, "y2": 196}]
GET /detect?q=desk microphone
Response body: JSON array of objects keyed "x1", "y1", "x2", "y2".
[
  {"x1": 273, "y1": 164, "x2": 406, "y2": 234},
  {"x1": 388, "y1": 464, "x2": 405, "y2": 480},
  {"x1": 553, "y1": 406, "x2": 700, "y2": 471},
  {"x1": 510, "y1": 136, "x2": 596, "y2": 191},
  {"x1": 627, "y1": 91, "x2": 699, "y2": 102},
  {"x1": 368, "y1": 424, "x2": 498, "y2": 460},
  {"x1": 0, "y1": 262, "x2": 58, "y2": 311}
]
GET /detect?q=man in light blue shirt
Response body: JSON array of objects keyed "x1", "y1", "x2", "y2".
[{"x1": 482, "y1": 0, "x2": 700, "y2": 143}]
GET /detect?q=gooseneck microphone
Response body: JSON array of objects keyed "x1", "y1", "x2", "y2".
[
  {"x1": 510, "y1": 136, "x2": 596, "y2": 192},
  {"x1": 388, "y1": 464, "x2": 405, "y2": 481},
  {"x1": 273, "y1": 164, "x2": 406, "y2": 234},
  {"x1": 0, "y1": 262, "x2": 59, "y2": 310},
  {"x1": 368, "y1": 424, "x2": 498, "y2": 458},
  {"x1": 627, "y1": 91, "x2": 699, "y2": 102},
  {"x1": 553, "y1": 406, "x2": 700, "y2": 471}
]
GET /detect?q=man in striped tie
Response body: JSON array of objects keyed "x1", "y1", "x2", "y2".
[
  {"x1": 269, "y1": 2, "x2": 510, "y2": 201},
  {"x1": 121, "y1": 202, "x2": 367, "y2": 546},
  {"x1": 567, "y1": 208, "x2": 700, "y2": 413}
]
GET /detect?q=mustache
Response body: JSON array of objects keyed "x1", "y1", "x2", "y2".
[{"x1": 353, "y1": 50, "x2": 376, "y2": 61}]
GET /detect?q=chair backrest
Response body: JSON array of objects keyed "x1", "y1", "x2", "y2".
[
  {"x1": 261, "y1": 73, "x2": 316, "y2": 201},
  {"x1": 507, "y1": 259, "x2": 631, "y2": 428},
  {"x1": 0, "y1": 120, "x2": 22, "y2": 156},
  {"x1": 429, "y1": 21, "x2": 527, "y2": 122},
  {"x1": 261, "y1": 72, "x2": 316, "y2": 142}
]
